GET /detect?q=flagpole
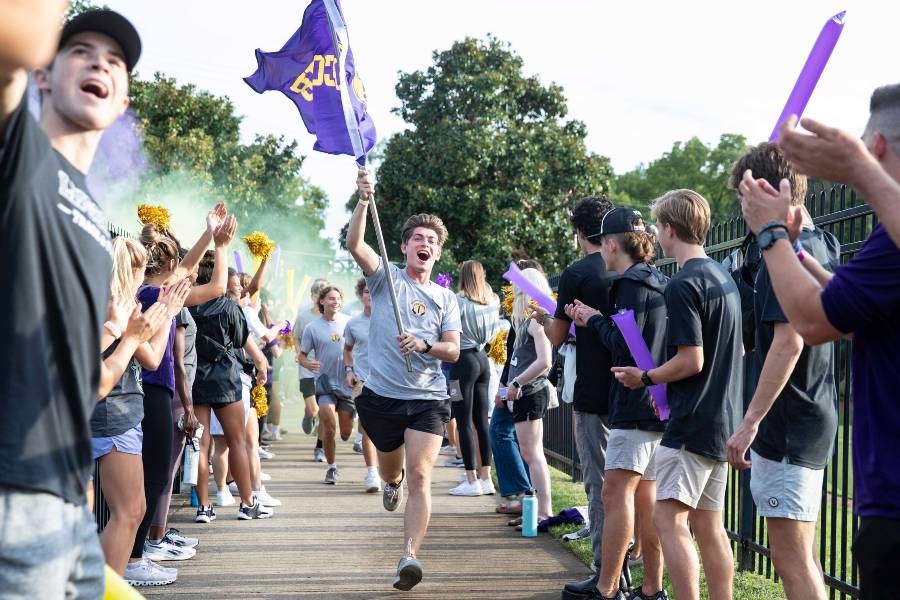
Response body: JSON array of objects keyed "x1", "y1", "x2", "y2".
[{"x1": 364, "y1": 178, "x2": 413, "y2": 373}]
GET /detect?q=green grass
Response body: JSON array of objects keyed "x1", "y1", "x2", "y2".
[{"x1": 546, "y1": 466, "x2": 786, "y2": 600}]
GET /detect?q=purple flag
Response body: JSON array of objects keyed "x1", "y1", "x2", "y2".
[{"x1": 244, "y1": 0, "x2": 376, "y2": 164}]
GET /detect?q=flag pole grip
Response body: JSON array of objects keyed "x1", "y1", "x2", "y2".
[{"x1": 367, "y1": 193, "x2": 414, "y2": 373}]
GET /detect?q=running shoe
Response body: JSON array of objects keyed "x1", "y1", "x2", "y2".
[
  {"x1": 259, "y1": 447, "x2": 275, "y2": 460},
  {"x1": 364, "y1": 471, "x2": 381, "y2": 493},
  {"x1": 314, "y1": 447, "x2": 326, "y2": 462},
  {"x1": 480, "y1": 478, "x2": 496, "y2": 495},
  {"x1": 301, "y1": 415, "x2": 317, "y2": 435},
  {"x1": 215, "y1": 488, "x2": 236, "y2": 507},
  {"x1": 124, "y1": 558, "x2": 177, "y2": 586},
  {"x1": 439, "y1": 445, "x2": 457, "y2": 456},
  {"x1": 383, "y1": 469, "x2": 405, "y2": 512},
  {"x1": 142, "y1": 539, "x2": 195, "y2": 562},
  {"x1": 237, "y1": 501, "x2": 273, "y2": 520},
  {"x1": 260, "y1": 472, "x2": 272, "y2": 482},
  {"x1": 393, "y1": 555, "x2": 423, "y2": 591},
  {"x1": 627, "y1": 589, "x2": 668, "y2": 600},
  {"x1": 442, "y1": 457, "x2": 464, "y2": 468},
  {"x1": 448, "y1": 479, "x2": 483, "y2": 496},
  {"x1": 352, "y1": 440, "x2": 363, "y2": 454},
  {"x1": 228, "y1": 481, "x2": 239, "y2": 496},
  {"x1": 255, "y1": 488, "x2": 282, "y2": 507},
  {"x1": 162, "y1": 528, "x2": 198, "y2": 549},
  {"x1": 194, "y1": 505, "x2": 216, "y2": 523},
  {"x1": 324, "y1": 466, "x2": 339, "y2": 484}
]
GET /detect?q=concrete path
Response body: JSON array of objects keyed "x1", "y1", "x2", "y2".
[{"x1": 144, "y1": 403, "x2": 588, "y2": 599}]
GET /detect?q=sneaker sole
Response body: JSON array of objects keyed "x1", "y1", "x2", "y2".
[
  {"x1": 236, "y1": 511, "x2": 273, "y2": 520},
  {"x1": 144, "y1": 552, "x2": 195, "y2": 562},
  {"x1": 365, "y1": 485, "x2": 381, "y2": 493},
  {"x1": 126, "y1": 578, "x2": 177, "y2": 587},
  {"x1": 448, "y1": 490, "x2": 482, "y2": 497},
  {"x1": 393, "y1": 562, "x2": 423, "y2": 591},
  {"x1": 324, "y1": 480, "x2": 336, "y2": 485},
  {"x1": 194, "y1": 517, "x2": 211, "y2": 524}
]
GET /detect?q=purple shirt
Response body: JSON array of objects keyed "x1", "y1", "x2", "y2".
[
  {"x1": 821, "y1": 224, "x2": 900, "y2": 519},
  {"x1": 137, "y1": 285, "x2": 176, "y2": 394}
]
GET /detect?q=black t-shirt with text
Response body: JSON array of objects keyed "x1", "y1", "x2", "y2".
[
  {"x1": 0, "y1": 98, "x2": 113, "y2": 504},
  {"x1": 661, "y1": 258, "x2": 743, "y2": 462},
  {"x1": 752, "y1": 228, "x2": 840, "y2": 469},
  {"x1": 554, "y1": 252, "x2": 613, "y2": 414}
]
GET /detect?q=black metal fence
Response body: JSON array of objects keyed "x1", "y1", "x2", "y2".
[{"x1": 544, "y1": 183, "x2": 872, "y2": 598}]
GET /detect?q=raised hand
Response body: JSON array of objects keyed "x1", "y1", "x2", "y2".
[
  {"x1": 206, "y1": 202, "x2": 227, "y2": 234},
  {"x1": 214, "y1": 214, "x2": 237, "y2": 247},
  {"x1": 779, "y1": 116, "x2": 876, "y2": 187},
  {"x1": 356, "y1": 169, "x2": 374, "y2": 201},
  {"x1": 124, "y1": 302, "x2": 169, "y2": 343},
  {"x1": 739, "y1": 170, "x2": 792, "y2": 234}
]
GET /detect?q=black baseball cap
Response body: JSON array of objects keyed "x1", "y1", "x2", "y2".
[
  {"x1": 59, "y1": 9, "x2": 142, "y2": 72},
  {"x1": 599, "y1": 207, "x2": 647, "y2": 236}
]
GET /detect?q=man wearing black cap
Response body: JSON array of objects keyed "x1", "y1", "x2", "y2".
[{"x1": 0, "y1": 5, "x2": 142, "y2": 596}]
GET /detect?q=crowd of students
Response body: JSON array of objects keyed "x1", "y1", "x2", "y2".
[{"x1": 1, "y1": 4, "x2": 899, "y2": 600}]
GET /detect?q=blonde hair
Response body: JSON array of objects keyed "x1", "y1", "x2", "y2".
[
  {"x1": 140, "y1": 223, "x2": 180, "y2": 276},
  {"x1": 401, "y1": 214, "x2": 448, "y2": 247},
  {"x1": 650, "y1": 189, "x2": 711, "y2": 246},
  {"x1": 110, "y1": 237, "x2": 147, "y2": 302},
  {"x1": 458, "y1": 260, "x2": 493, "y2": 305},
  {"x1": 511, "y1": 268, "x2": 552, "y2": 327}
]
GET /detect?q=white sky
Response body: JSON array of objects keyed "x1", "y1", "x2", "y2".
[{"x1": 103, "y1": 0, "x2": 893, "y2": 244}]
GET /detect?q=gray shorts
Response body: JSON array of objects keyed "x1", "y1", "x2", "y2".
[
  {"x1": 0, "y1": 486, "x2": 104, "y2": 599},
  {"x1": 318, "y1": 393, "x2": 357, "y2": 418},
  {"x1": 655, "y1": 445, "x2": 728, "y2": 511},
  {"x1": 750, "y1": 450, "x2": 824, "y2": 521},
  {"x1": 606, "y1": 428, "x2": 662, "y2": 480}
]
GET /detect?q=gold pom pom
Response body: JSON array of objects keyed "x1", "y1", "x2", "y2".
[
  {"x1": 242, "y1": 231, "x2": 276, "y2": 260},
  {"x1": 501, "y1": 285, "x2": 514, "y2": 316},
  {"x1": 251, "y1": 385, "x2": 268, "y2": 417},
  {"x1": 137, "y1": 204, "x2": 171, "y2": 231},
  {"x1": 487, "y1": 329, "x2": 508, "y2": 365},
  {"x1": 279, "y1": 333, "x2": 295, "y2": 349}
]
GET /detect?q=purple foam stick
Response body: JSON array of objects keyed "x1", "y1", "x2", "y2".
[
  {"x1": 610, "y1": 310, "x2": 669, "y2": 420},
  {"x1": 233, "y1": 250, "x2": 245, "y2": 273},
  {"x1": 769, "y1": 11, "x2": 846, "y2": 141},
  {"x1": 502, "y1": 262, "x2": 575, "y2": 336}
]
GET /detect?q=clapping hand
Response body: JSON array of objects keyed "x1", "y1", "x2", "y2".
[
  {"x1": 778, "y1": 116, "x2": 876, "y2": 188},
  {"x1": 107, "y1": 295, "x2": 136, "y2": 333},
  {"x1": 213, "y1": 214, "x2": 237, "y2": 247},
  {"x1": 565, "y1": 299, "x2": 600, "y2": 327},
  {"x1": 159, "y1": 277, "x2": 192, "y2": 318},
  {"x1": 124, "y1": 302, "x2": 169, "y2": 343},
  {"x1": 205, "y1": 203, "x2": 227, "y2": 235}
]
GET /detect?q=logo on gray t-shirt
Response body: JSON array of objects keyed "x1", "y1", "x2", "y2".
[{"x1": 364, "y1": 260, "x2": 461, "y2": 401}]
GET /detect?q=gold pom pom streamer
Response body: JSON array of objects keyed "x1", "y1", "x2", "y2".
[
  {"x1": 251, "y1": 385, "x2": 268, "y2": 417},
  {"x1": 487, "y1": 329, "x2": 508, "y2": 365},
  {"x1": 501, "y1": 285, "x2": 513, "y2": 316},
  {"x1": 137, "y1": 204, "x2": 171, "y2": 231},
  {"x1": 242, "y1": 231, "x2": 276, "y2": 260}
]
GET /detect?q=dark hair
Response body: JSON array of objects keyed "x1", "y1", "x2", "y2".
[
  {"x1": 608, "y1": 227, "x2": 656, "y2": 264},
  {"x1": 196, "y1": 250, "x2": 216, "y2": 284},
  {"x1": 729, "y1": 142, "x2": 807, "y2": 207},
  {"x1": 401, "y1": 214, "x2": 448, "y2": 246},
  {"x1": 355, "y1": 277, "x2": 367, "y2": 298},
  {"x1": 515, "y1": 258, "x2": 545, "y2": 275},
  {"x1": 259, "y1": 304, "x2": 274, "y2": 327},
  {"x1": 316, "y1": 285, "x2": 343, "y2": 313},
  {"x1": 569, "y1": 196, "x2": 614, "y2": 241},
  {"x1": 141, "y1": 223, "x2": 179, "y2": 276}
]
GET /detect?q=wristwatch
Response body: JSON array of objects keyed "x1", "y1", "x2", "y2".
[
  {"x1": 756, "y1": 221, "x2": 790, "y2": 251},
  {"x1": 511, "y1": 380, "x2": 521, "y2": 389},
  {"x1": 421, "y1": 339, "x2": 433, "y2": 354},
  {"x1": 640, "y1": 370, "x2": 654, "y2": 387}
]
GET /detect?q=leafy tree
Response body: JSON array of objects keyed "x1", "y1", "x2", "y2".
[
  {"x1": 348, "y1": 36, "x2": 614, "y2": 284},
  {"x1": 65, "y1": 0, "x2": 107, "y2": 20},
  {"x1": 613, "y1": 134, "x2": 748, "y2": 219}
]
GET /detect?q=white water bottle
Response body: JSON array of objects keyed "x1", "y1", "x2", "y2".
[{"x1": 181, "y1": 423, "x2": 204, "y2": 486}]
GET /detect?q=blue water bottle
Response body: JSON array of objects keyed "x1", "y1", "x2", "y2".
[
  {"x1": 521, "y1": 490, "x2": 538, "y2": 537},
  {"x1": 189, "y1": 485, "x2": 199, "y2": 507}
]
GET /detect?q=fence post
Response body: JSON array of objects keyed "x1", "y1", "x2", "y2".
[{"x1": 737, "y1": 470, "x2": 755, "y2": 571}]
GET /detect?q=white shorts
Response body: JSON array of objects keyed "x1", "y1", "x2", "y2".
[
  {"x1": 750, "y1": 450, "x2": 824, "y2": 521},
  {"x1": 605, "y1": 428, "x2": 662, "y2": 480},
  {"x1": 655, "y1": 445, "x2": 728, "y2": 511},
  {"x1": 211, "y1": 374, "x2": 253, "y2": 435}
]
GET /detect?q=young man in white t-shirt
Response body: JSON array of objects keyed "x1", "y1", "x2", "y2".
[{"x1": 347, "y1": 170, "x2": 461, "y2": 591}]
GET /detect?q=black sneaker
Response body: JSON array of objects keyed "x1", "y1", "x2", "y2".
[
  {"x1": 194, "y1": 505, "x2": 216, "y2": 524},
  {"x1": 324, "y1": 466, "x2": 339, "y2": 484},
  {"x1": 393, "y1": 555, "x2": 423, "y2": 591},
  {"x1": 627, "y1": 588, "x2": 668, "y2": 600},
  {"x1": 237, "y1": 501, "x2": 273, "y2": 520},
  {"x1": 383, "y1": 469, "x2": 405, "y2": 512}
]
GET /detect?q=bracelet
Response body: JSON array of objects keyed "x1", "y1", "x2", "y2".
[
  {"x1": 792, "y1": 239, "x2": 806, "y2": 263},
  {"x1": 104, "y1": 321, "x2": 122, "y2": 339}
]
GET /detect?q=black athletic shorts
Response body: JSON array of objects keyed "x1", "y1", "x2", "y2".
[
  {"x1": 356, "y1": 387, "x2": 451, "y2": 453},
  {"x1": 299, "y1": 377, "x2": 315, "y2": 398},
  {"x1": 512, "y1": 383, "x2": 550, "y2": 423}
]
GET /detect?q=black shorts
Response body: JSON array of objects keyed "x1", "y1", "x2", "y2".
[
  {"x1": 356, "y1": 387, "x2": 451, "y2": 453},
  {"x1": 854, "y1": 516, "x2": 900, "y2": 598},
  {"x1": 512, "y1": 384, "x2": 550, "y2": 423},
  {"x1": 299, "y1": 377, "x2": 315, "y2": 398}
]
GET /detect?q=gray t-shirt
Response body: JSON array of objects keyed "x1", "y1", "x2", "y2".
[
  {"x1": 344, "y1": 312, "x2": 371, "y2": 382},
  {"x1": 293, "y1": 304, "x2": 319, "y2": 379},
  {"x1": 365, "y1": 260, "x2": 462, "y2": 401},
  {"x1": 300, "y1": 314, "x2": 352, "y2": 398},
  {"x1": 176, "y1": 308, "x2": 197, "y2": 387},
  {"x1": 458, "y1": 294, "x2": 500, "y2": 350},
  {"x1": 91, "y1": 341, "x2": 144, "y2": 437}
]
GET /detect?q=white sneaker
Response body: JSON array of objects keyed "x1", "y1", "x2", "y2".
[
  {"x1": 255, "y1": 488, "x2": 282, "y2": 507},
  {"x1": 228, "y1": 481, "x2": 239, "y2": 496},
  {"x1": 143, "y1": 539, "x2": 196, "y2": 561},
  {"x1": 448, "y1": 479, "x2": 483, "y2": 496},
  {"x1": 215, "y1": 488, "x2": 236, "y2": 507},
  {"x1": 364, "y1": 471, "x2": 381, "y2": 493},
  {"x1": 439, "y1": 445, "x2": 457, "y2": 456},
  {"x1": 259, "y1": 447, "x2": 275, "y2": 460},
  {"x1": 124, "y1": 558, "x2": 177, "y2": 586},
  {"x1": 480, "y1": 478, "x2": 496, "y2": 495},
  {"x1": 260, "y1": 472, "x2": 272, "y2": 482}
]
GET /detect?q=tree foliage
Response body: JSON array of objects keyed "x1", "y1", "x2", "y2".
[
  {"x1": 352, "y1": 37, "x2": 614, "y2": 284},
  {"x1": 612, "y1": 134, "x2": 748, "y2": 220}
]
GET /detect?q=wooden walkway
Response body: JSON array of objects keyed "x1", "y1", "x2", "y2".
[{"x1": 144, "y1": 402, "x2": 588, "y2": 599}]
